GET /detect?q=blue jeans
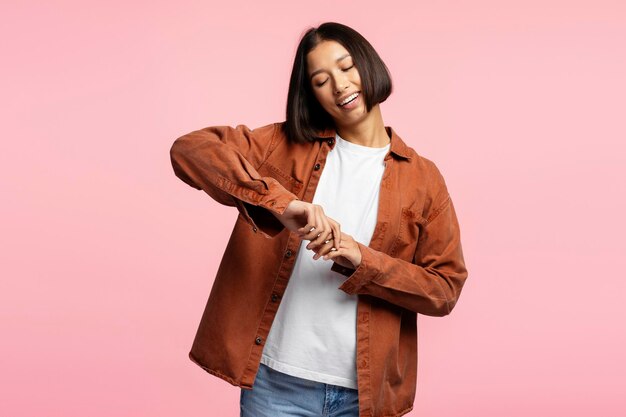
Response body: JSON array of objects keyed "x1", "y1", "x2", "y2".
[{"x1": 240, "y1": 363, "x2": 359, "y2": 417}]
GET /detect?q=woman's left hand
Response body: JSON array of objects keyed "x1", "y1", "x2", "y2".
[{"x1": 308, "y1": 231, "x2": 362, "y2": 269}]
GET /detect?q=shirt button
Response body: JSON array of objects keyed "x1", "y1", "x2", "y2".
[
  {"x1": 285, "y1": 249, "x2": 292, "y2": 258},
  {"x1": 314, "y1": 163, "x2": 321, "y2": 170},
  {"x1": 271, "y1": 293, "x2": 279, "y2": 302},
  {"x1": 255, "y1": 337, "x2": 263, "y2": 345}
]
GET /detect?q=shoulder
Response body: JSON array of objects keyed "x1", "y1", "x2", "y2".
[
  {"x1": 417, "y1": 155, "x2": 452, "y2": 223},
  {"x1": 388, "y1": 127, "x2": 450, "y2": 201},
  {"x1": 225, "y1": 122, "x2": 283, "y2": 154},
  {"x1": 401, "y1": 146, "x2": 451, "y2": 220},
  {"x1": 418, "y1": 154, "x2": 447, "y2": 188},
  {"x1": 390, "y1": 128, "x2": 442, "y2": 182},
  {"x1": 269, "y1": 120, "x2": 319, "y2": 152},
  {"x1": 401, "y1": 144, "x2": 448, "y2": 192},
  {"x1": 240, "y1": 121, "x2": 280, "y2": 140}
]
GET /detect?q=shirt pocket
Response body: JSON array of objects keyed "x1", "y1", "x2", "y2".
[
  {"x1": 388, "y1": 207, "x2": 425, "y2": 260},
  {"x1": 257, "y1": 162, "x2": 304, "y2": 196}
]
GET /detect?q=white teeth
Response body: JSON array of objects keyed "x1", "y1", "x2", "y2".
[{"x1": 340, "y1": 92, "x2": 359, "y2": 106}]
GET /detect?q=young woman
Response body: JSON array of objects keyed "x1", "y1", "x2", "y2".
[{"x1": 170, "y1": 22, "x2": 468, "y2": 417}]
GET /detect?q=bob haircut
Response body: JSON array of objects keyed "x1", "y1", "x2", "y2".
[{"x1": 283, "y1": 22, "x2": 393, "y2": 144}]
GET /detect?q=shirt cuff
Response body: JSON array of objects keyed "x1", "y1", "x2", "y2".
[
  {"x1": 336, "y1": 242, "x2": 381, "y2": 294},
  {"x1": 233, "y1": 180, "x2": 299, "y2": 239}
]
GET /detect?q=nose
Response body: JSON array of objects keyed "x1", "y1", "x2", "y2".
[{"x1": 333, "y1": 74, "x2": 349, "y2": 94}]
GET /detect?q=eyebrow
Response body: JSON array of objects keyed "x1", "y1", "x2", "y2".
[{"x1": 309, "y1": 54, "x2": 352, "y2": 79}]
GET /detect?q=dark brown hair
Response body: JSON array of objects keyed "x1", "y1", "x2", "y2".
[{"x1": 283, "y1": 22, "x2": 393, "y2": 144}]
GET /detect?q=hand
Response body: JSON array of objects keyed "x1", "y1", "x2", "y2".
[
  {"x1": 310, "y1": 231, "x2": 362, "y2": 270},
  {"x1": 272, "y1": 199, "x2": 342, "y2": 249}
]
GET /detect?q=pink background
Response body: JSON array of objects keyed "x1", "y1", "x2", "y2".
[{"x1": 2, "y1": 1, "x2": 625, "y2": 416}]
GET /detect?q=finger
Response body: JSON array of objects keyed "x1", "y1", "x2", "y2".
[
  {"x1": 317, "y1": 215, "x2": 333, "y2": 248},
  {"x1": 297, "y1": 223, "x2": 315, "y2": 234},
  {"x1": 322, "y1": 247, "x2": 342, "y2": 261},
  {"x1": 310, "y1": 209, "x2": 326, "y2": 247},
  {"x1": 305, "y1": 204, "x2": 320, "y2": 240},
  {"x1": 299, "y1": 223, "x2": 317, "y2": 240},
  {"x1": 306, "y1": 234, "x2": 321, "y2": 250},
  {"x1": 297, "y1": 224, "x2": 314, "y2": 234},
  {"x1": 330, "y1": 219, "x2": 341, "y2": 248},
  {"x1": 303, "y1": 209, "x2": 320, "y2": 242},
  {"x1": 311, "y1": 215, "x2": 339, "y2": 254},
  {"x1": 300, "y1": 207, "x2": 319, "y2": 240},
  {"x1": 312, "y1": 237, "x2": 336, "y2": 259},
  {"x1": 303, "y1": 217, "x2": 323, "y2": 248}
]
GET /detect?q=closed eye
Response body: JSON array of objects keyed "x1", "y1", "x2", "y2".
[{"x1": 314, "y1": 66, "x2": 354, "y2": 87}]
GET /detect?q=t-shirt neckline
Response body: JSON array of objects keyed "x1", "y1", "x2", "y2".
[{"x1": 335, "y1": 132, "x2": 390, "y2": 155}]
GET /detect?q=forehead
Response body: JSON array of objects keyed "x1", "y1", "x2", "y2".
[{"x1": 306, "y1": 40, "x2": 351, "y2": 73}]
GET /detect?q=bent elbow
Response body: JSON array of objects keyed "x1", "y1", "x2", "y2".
[
  {"x1": 428, "y1": 298, "x2": 453, "y2": 317},
  {"x1": 416, "y1": 291, "x2": 463, "y2": 317},
  {"x1": 169, "y1": 138, "x2": 203, "y2": 191}
]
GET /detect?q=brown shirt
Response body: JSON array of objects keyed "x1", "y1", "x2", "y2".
[{"x1": 169, "y1": 121, "x2": 468, "y2": 417}]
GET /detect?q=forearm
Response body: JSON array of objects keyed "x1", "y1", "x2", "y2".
[
  {"x1": 336, "y1": 197, "x2": 468, "y2": 316},
  {"x1": 169, "y1": 123, "x2": 298, "y2": 238},
  {"x1": 338, "y1": 242, "x2": 466, "y2": 316}
]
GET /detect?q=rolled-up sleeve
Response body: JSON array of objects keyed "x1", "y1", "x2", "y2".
[{"x1": 169, "y1": 123, "x2": 299, "y2": 238}]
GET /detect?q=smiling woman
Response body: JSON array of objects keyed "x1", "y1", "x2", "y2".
[
  {"x1": 169, "y1": 22, "x2": 468, "y2": 417},
  {"x1": 285, "y1": 23, "x2": 393, "y2": 145},
  {"x1": 309, "y1": 43, "x2": 366, "y2": 119}
]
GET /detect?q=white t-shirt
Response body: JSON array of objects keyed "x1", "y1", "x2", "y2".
[{"x1": 260, "y1": 132, "x2": 390, "y2": 389}]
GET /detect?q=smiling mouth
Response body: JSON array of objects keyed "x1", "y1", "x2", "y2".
[{"x1": 338, "y1": 92, "x2": 360, "y2": 107}]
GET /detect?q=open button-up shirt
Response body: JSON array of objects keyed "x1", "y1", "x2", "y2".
[{"x1": 169, "y1": 121, "x2": 468, "y2": 417}]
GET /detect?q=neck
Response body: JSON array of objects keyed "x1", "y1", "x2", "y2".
[{"x1": 335, "y1": 104, "x2": 390, "y2": 148}]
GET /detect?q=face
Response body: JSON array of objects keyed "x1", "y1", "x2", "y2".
[{"x1": 307, "y1": 40, "x2": 367, "y2": 127}]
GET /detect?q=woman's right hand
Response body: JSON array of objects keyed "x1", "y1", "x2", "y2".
[{"x1": 272, "y1": 199, "x2": 342, "y2": 250}]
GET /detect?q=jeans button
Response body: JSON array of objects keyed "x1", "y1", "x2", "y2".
[
  {"x1": 314, "y1": 163, "x2": 321, "y2": 170},
  {"x1": 255, "y1": 337, "x2": 263, "y2": 345},
  {"x1": 285, "y1": 249, "x2": 292, "y2": 258},
  {"x1": 271, "y1": 293, "x2": 279, "y2": 302}
]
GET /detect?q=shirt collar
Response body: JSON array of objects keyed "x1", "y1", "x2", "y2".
[{"x1": 315, "y1": 125, "x2": 412, "y2": 160}]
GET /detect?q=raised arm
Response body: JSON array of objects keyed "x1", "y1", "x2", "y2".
[{"x1": 169, "y1": 123, "x2": 299, "y2": 238}]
